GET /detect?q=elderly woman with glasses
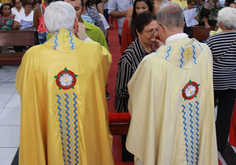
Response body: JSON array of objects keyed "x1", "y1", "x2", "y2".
[
  {"x1": 12, "y1": 0, "x2": 34, "y2": 29},
  {"x1": 11, "y1": 0, "x2": 25, "y2": 15},
  {"x1": 115, "y1": 11, "x2": 158, "y2": 161},
  {"x1": 115, "y1": 11, "x2": 158, "y2": 114},
  {"x1": 205, "y1": 7, "x2": 236, "y2": 153}
]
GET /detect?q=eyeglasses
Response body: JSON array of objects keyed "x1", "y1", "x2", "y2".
[{"x1": 143, "y1": 28, "x2": 158, "y2": 35}]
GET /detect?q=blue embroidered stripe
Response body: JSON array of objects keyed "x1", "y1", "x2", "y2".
[
  {"x1": 182, "y1": 101, "x2": 200, "y2": 164},
  {"x1": 180, "y1": 47, "x2": 185, "y2": 68},
  {"x1": 57, "y1": 92, "x2": 79, "y2": 165}
]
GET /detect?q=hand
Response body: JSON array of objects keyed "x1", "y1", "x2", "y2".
[
  {"x1": 14, "y1": 22, "x2": 21, "y2": 29},
  {"x1": 204, "y1": 23, "x2": 210, "y2": 29},
  {"x1": 151, "y1": 39, "x2": 164, "y2": 51},
  {"x1": 194, "y1": 16, "x2": 199, "y2": 21},
  {"x1": 16, "y1": 22, "x2": 21, "y2": 28},
  {"x1": 77, "y1": 22, "x2": 88, "y2": 40},
  {"x1": 122, "y1": 11, "x2": 127, "y2": 17}
]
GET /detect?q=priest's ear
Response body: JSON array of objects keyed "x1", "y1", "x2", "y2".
[{"x1": 73, "y1": 17, "x2": 79, "y2": 35}]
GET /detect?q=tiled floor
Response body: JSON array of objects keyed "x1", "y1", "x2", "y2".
[
  {"x1": 0, "y1": 66, "x2": 21, "y2": 165},
  {"x1": 0, "y1": 66, "x2": 236, "y2": 165}
]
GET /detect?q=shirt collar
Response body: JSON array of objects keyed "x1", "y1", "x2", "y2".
[
  {"x1": 165, "y1": 33, "x2": 188, "y2": 45},
  {"x1": 81, "y1": 18, "x2": 92, "y2": 30}
]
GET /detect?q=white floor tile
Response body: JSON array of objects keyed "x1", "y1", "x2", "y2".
[
  {"x1": 0, "y1": 70, "x2": 4, "y2": 76},
  {"x1": 0, "y1": 94, "x2": 12, "y2": 108},
  {"x1": 0, "y1": 148, "x2": 18, "y2": 165},
  {"x1": 0, "y1": 77, "x2": 16, "y2": 84},
  {"x1": 232, "y1": 145, "x2": 236, "y2": 153},
  {"x1": 214, "y1": 106, "x2": 217, "y2": 121},
  {"x1": 0, "y1": 107, "x2": 21, "y2": 126},
  {"x1": 0, "y1": 66, "x2": 19, "y2": 72},
  {"x1": 0, "y1": 72, "x2": 16, "y2": 78},
  {"x1": 14, "y1": 89, "x2": 18, "y2": 94},
  {"x1": 0, "y1": 84, "x2": 16, "y2": 94},
  {"x1": 5, "y1": 94, "x2": 21, "y2": 108},
  {"x1": 0, "y1": 126, "x2": 20, "y2": 147},
  {"x1": 218, "y1": 151, "x2": 227, "y2": 165}
]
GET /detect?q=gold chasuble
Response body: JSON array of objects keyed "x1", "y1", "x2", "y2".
[
  {"x1": 126, "y1": 37, "x2": 218, "y2": 165},
  {"x1": 16, "y1": 28, "x2": 114, "y2": 165}
]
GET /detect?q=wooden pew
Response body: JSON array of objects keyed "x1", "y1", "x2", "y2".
[
  {"x1": 109, "y1": 113, "x2": 131, "y2": 135},
  {"x1": 0, "y1": 29, "x2": 36, "y2": 67},
  {"x1": 109, "y1": 113, "x2": 134, "y2": 165},
  {"x1": 192, "y1": 26, "x2": 215, "y2": 42}
]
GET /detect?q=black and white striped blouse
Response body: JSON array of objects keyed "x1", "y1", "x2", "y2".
[
  {"x1": 115, "y1": 38, "x2": 151, "y2": 113},
  {"x1": 205, "y1": 31, "x2": 236, "y2": 90}
]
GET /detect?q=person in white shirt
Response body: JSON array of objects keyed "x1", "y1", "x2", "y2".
[
  {"x1": 108, "y1": 0, "x2": 134, "y2": 44},
  {"x1": 12, "y1": 0, "x2": 34, "y2": 29},
  {"x1": 11, "y1": 0, "x2": 25, "y2": 16},
  {"x1": 99, "y1": 13, "x2": 109, "y2": 38}
]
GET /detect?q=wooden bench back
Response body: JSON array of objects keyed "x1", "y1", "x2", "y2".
[
  {"x1": 109, "y1": 113, "x2": 130, "y2": 135},
  {"x1": 0, "y1": 30, "x2": 36, "y2": 67},
  {"x1": 0, "y1": 30, "x2": 36, "y2": 46},
  {"x1": 192, "y1": 26, "x2": 215, "y2": 42}
]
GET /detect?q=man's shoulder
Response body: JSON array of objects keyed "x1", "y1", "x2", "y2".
[
  {"x1": 142, "y1": 52, "x2": 164, "y2": 65},
  {"x1": 22, "y1": 45, "x2": 45, "y2": 60},
  {"x1": 84, "y1": 20, "x2": 101, "y2": 32},
  {"x1": 84, "y1": 19, "x2": 103, "y2": 35}
]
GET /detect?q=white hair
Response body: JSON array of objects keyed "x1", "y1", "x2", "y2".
[
  {"x1": 44, "y1": 1, "x2": 76, "y2": 35},
  {"x1": 218, "y1": 7, "x2": 236, "y2": 30},
  {"x1": 156, "y1": 2, "x2": 184, "y2": 29}
]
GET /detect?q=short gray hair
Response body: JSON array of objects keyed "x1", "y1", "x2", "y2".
[
  {"x1": 44, "y1": 1, "x2": 76, "y2": 35},
  {"x1": 218, "y1": 7, "x2": 236, "y2": 30},
  {"x1": 156, "y1": 2, "x2": 184, "y2": 30}
]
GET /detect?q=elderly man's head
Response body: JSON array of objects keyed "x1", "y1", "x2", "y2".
[
  {"x1": 44, "y1": 1, "x2": 77, "y2": 34},
  {"x1": 218, "y1": 7, "x2": 236, "y2": 30},
  {"x1": 156, "y1": 2, "x2": 184, "y2": 42}
]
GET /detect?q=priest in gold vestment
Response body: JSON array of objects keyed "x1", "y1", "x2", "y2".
[
  {"x1": 16, "y1": 2, "x2": 114, "y2": 165},
  {"x1": 126, "y1": 2, "x2": 218, "y2": 165}
]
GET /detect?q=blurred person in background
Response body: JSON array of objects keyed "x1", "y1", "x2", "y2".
[
  {"x1": 0, "y1": 3, "x2": 15, "y2": 30},
  {"x1": 11, "y1": 0, "x2": 24, "y2": 15}
]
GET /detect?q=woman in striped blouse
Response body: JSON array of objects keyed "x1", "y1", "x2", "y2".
[
  {"x1": 205, "y1": 7, "x2": 236, "y2": 153},
  {"x1": 115, "y1": 11, "x2": 158, "y2": 161}
]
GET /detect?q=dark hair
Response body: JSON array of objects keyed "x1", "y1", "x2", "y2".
[
  {"x1": 12, "y1": 0, "x2": 22, "y2": 5},
  {"x1": 134, "y1": 11, "x2": 156, "y2": 37},
  {"x1": 0, "y1": 3, "x2": 11, "y2": 15},
  {"x1": 22, "y1": 0, "x2": 33, "y2": 7},
  {"x1": 80, "y1": 0, "x2": 84, "y2": 7},
  {"x1": 85, "y1": 0, "x2": 91, "y2": 8},
  {"x1": 230, "y1": 2, "x2": 236, "y2": 5},
  {"x1": 32, "y1": 0, "x2": 41, "y2": 6},
  {"x1": 187, "y1": 0, "x2": 197, "y2": 4},
  {"x1": 131, "y1": 0, "x2": 154, "y2": 37},
  {"x1": 225, "y1": 0, "x2": 234, "y2": 6}
]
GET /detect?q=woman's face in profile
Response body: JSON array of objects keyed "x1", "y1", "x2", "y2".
[
  {"x1": 2, "y1": 5, "x2": 11, "y2": 17},
  {"x1": 135, "y1": 1, "x2": 149, "y2": 14}
]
